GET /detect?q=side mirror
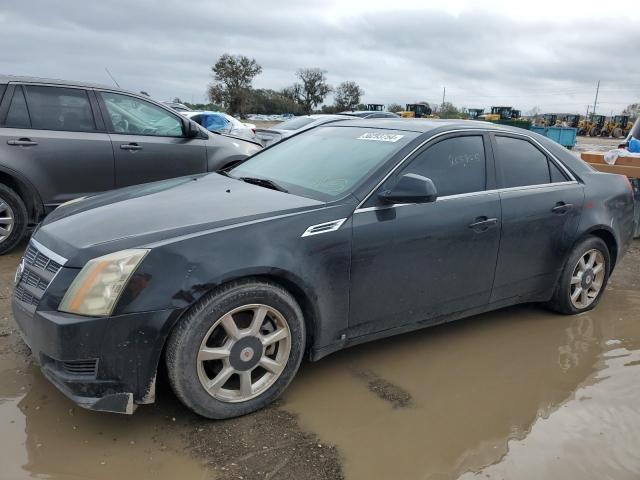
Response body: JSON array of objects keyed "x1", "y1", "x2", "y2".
[
  {"x1": 185, "y1": 120, "x2": 202, "y2": 138},
  {"x1": 378, "y1": 173, "x2": 438, "y2": 204}
]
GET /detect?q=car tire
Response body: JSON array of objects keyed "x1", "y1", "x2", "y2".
[
  {"x1": 165, "y1": 279, "x2": 306, "y2": 419},
  {"x1": 546, "y1": 236, "x2": 610, "y2": 315},
  {"x1": 0, "y1": 184, "x2": 28, "y2": 256}
]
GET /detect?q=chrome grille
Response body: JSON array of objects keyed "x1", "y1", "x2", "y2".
[
  {"x1": 14, "y1": 241, "x2": 67, "y2": 310},
  {"x1": 24, "y1": 243, "x2": 62, "y2": 276},
  {"x1": 14, "y1": 284, "x2": 38, "y2": 307}
]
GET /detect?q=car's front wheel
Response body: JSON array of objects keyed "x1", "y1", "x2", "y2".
[
  {"x1": 0, "y1": 184, "x2": 28, "y2": 255},
  {"x1": 165, "y1": 279, "x2": 306, "y2": 419},
  {"x1": 547, "y1": 236, "x2": 610, "y2": 314}
]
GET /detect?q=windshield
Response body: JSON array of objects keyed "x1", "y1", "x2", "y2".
[
  {"x1": 229, "y1": 126, "x2": 417, "y2": 200},
  {"x1": 274, "y1": 116, "x2": 317, "y2": 131}
]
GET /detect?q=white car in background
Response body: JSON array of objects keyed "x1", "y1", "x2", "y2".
[{"x1": 183, "y1": 111, "x2": 257, "y2": 141}]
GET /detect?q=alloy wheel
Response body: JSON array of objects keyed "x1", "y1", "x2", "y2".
[
  {"x1": 0, "y1": 199, "x2": 15, "y2": 244},
  {"x1": 569, "y1": 249, "x2": 605, "y2": 309},
  {"x1": 196, "y1": 304, "x2": 291, "y2": 403}
]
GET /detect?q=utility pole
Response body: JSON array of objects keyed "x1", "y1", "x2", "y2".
[
  {"x1": 441, "y1": 87, "x2": 446, "y2": 108},
  {"x1": 585, "y1": 105, "x2": 590, "y2": 118},
  {"x1": 592, "y1": 80, "x2": 600, "y2": 116}
]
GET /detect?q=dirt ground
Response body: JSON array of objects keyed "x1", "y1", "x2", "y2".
[
  {"x1": 0, "y1": 131, "x2": 638, "y2": 479},
  {"x1": 573, "y1": 135, "x2": 621, "y2": 153},
  {"x1": 2, "y1": 236, "x2": 640, "y2": 479}
]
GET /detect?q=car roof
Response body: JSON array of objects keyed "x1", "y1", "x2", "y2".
[
  {"x1": 322, "y1": 118, "x2": 527, "y2": 134},
  {"x1": 0, "y1": 74, "x2": 120, "y2": 90}
]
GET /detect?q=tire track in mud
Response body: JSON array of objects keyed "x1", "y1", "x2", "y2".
[{"x1": 351, "y1": 369, "x2": 413, "y2": 409}]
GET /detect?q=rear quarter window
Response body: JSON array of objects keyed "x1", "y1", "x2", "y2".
[{"x1": 0, "y1": 84, "x2": 6, "y2": 104}]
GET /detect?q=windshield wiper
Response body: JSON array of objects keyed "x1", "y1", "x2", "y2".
[{"x1": 239, "y1": 176, "x2": 288, "y2": 193}]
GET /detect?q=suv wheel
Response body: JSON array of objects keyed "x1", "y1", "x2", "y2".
[
  {"x1": 165, "y1": 279, "x2": 306, "y2": 419},
  {"x1": 546, "y1": 236, "x2": 610, "y2": 314},
  {"x1": 0, "y1": 184, "x2": 28, "y2": 255}
]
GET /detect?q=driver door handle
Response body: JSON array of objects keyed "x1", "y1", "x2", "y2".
[
  {"x1": 7, "y1": 138, "x2": 38, "y2": 146},
  {"x1": 551, "y1": 202, "x2": 573, "y2": 214},
  {"x1": 468, "y1": 217, "x2": 498, "y2": 231},
  {"x1": 120, "y1": 143, "x2": 143, "y2": 151}
]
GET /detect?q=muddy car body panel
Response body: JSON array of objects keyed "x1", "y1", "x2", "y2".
[{"x1": 11, "y1": 120, "x2": 635, "y2": 413}]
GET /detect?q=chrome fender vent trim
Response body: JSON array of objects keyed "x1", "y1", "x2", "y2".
[{"x1": 301, "y1": 218, "x2": 347, "y2": 237}]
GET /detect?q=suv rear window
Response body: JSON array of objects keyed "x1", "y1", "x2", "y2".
[{"x1": 24, "y1": 86, "x2": 96, "y2": 132}]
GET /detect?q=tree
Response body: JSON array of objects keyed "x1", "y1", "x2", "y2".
[
  {"x1": 438, "y1": 102, "x2": 461, "y2": 119},
  {"x1": 286, "y1": 68, "x2": 331, "y2": 114},
  {"x1": 387, "y1": 103, "x2": 403, "y2": 113},
  {"x1": 207, "y1": 54, "x2": 262, "y2": 117},
  {"x1": 334, "y1": 81, "x2": 364, "y2": 111},
  {"x1": 249, "y1": 89, "x2": 303, "y2": 115},
  {"x1": 623, "y1": 103, "x2": 640, "y2": 120}
]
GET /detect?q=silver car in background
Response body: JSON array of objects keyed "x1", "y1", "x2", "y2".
[{"x1": 254, "y1": 114, "x2": 353, "y2": 147}]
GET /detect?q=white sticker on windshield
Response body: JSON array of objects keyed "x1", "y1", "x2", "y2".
[{"x1": 357, "y1": 133, "x2": 404, "y2": 142}]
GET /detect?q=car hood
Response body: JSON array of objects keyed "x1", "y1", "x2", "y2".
[{"x1": 35, "y1": 174, "x2": 324, "y2": 267}]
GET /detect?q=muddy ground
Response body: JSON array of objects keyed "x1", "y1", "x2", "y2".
[
  {"x1": 2, "y1": 238, "x2": 639, "y2": 480},
  {"x1": 1, "y1": 133, "x2": 639, "y2": 480}
]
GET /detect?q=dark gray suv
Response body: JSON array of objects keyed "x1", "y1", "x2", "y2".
[{"x1": 0, "y1": 76, "x2": 262, "y2": 254}]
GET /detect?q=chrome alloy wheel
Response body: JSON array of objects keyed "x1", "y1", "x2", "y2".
[
  {"x1": 196, "y1": 304, "x2": 291, "y2": 403},
  {"x1": 0, "y1": 199, "x2": 15, "y2": 244},
  {"x1": 570, "y1": 249, "x2": 605, "y2": 309}
]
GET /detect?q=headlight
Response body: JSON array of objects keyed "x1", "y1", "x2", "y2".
[{"x1": 59, "y1": 249, "x2": 149, "y2": 317}]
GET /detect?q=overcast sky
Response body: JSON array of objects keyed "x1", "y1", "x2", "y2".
[{"x1": 2, "y1": 0, "x2": 639, "y2": 114}]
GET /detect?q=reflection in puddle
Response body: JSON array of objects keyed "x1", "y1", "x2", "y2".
[
  {"x1": 0, "y1": 361, "x2": 208, "y2": 480},
  {"x1": 283, "y1": 288, "x2": 640, "y2": 480}
]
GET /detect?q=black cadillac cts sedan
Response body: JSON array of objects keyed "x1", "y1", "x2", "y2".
[{"x1": 12, "y1": 119, "x2": 635, "y2": 418}]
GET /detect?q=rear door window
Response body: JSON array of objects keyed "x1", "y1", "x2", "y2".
[
  {"x1": 399, "y1": 135, "x2": 486, "y2": 197},
  {"x1": 494, "y1": 136, "x2": 551, "y2": 187},
  {"x1": 4, "y1": 87, "x2": 31, "y2": 128},
  {"x1": 23, "y1": 86, "x2": 96, "y2": 132}
]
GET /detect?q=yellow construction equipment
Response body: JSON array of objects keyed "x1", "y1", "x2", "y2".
[
  {"x1": 598, "y1": 115, "x2": 630, "y2": 138},
  {"x1": 397, "y1": 104, "x2": 433, "y2": 118},
  {"x1": 561, "y1": 114, "x2": 581, "y2": 128},
  {"x1": 467, "y1": 108, "x2": 485, "y2": 120},
  {"x1": 578, "y1": 114, "x2": 606, "y2": 136},
  {"x1": 540, "y1": 114, "x2": 559, "y2": 127}
]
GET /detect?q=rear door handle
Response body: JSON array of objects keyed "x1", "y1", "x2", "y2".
[
  {"x1": 7, "y1": 138, "x2": 38, "y2": 146},
  {"x1": 468, "y1": 217, "x2": 498, "y2": 231},
  {"x1": 552, "y1": 202, "x2": 573, "y2": 214},
  {"x1": 120, "y1": 143, "x2": 143, "y2": 151}
]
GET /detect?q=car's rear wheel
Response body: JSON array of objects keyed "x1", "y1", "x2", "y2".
[
  {"x1": 0, "y1": 184, "x2": 28, "y2": 255},
  {"x1": 165, "y1": 279, "x2": 305, "y2": 419},
  {"x1": 546, "y1": 236, "x2": 610, "y2": 314}
]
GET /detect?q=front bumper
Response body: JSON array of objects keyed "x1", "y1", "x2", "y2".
[{"x1": 12, "y1": 298, "x2": 178, "y2": 414}]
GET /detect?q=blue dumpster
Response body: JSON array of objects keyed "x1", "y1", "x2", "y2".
[{"x1": 530, "y1": 126, "x2": 578, "y2": 149}]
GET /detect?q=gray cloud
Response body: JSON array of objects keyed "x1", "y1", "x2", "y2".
[{"x1": 1, "y1": 0, "x2": 639, "y2": 113}]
